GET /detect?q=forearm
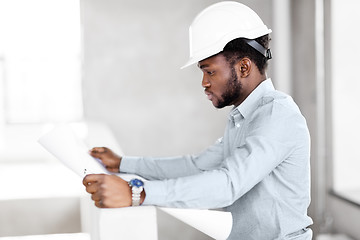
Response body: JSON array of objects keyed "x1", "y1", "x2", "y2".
[
  {"x1": 120, "y1": 155, "x2": 203, "y2": 180},
  {"x1": 142, "y1": 169, "x2": 233, "y2": 209},
  {"x1": 120, "y1": 139, "x2": 224, "y2": 180}
]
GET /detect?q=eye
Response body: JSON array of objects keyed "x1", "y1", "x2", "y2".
[{"x1": 207, "y1": 71, "x2": 215, "y2": 76}]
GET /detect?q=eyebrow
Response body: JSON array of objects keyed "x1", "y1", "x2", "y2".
[{"x1": 198, "y1": 63, "x2": 210, "y2": 69}]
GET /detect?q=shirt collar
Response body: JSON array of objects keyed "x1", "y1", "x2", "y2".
[{"x1": 231, "y1": 78, "x2": 275, "y2": 120}]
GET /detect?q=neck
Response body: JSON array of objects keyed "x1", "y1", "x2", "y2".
[{"x1": 233, "y1": 73, "x2": 267, "y2": 107}]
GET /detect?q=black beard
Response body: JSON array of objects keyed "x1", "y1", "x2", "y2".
[{"x1": 215, "y1": 67, "x2": 242, "y2": 108}]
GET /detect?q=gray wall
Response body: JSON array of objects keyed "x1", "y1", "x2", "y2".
[
  {"x1": 81, "y1": 0, "x2": 272, "y2": 157},
  {"x1": 290, "y1": 0, "x2": 321, "y2": 235}
]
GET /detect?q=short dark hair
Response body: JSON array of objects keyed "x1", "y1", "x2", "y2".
[{"x1": 221, "y1": 34, "x2": 271, "y2": 75}]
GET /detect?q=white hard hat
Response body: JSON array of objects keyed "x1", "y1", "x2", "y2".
[{"x1": 181, "y1": 1, "x2": 272, "y2": 69}]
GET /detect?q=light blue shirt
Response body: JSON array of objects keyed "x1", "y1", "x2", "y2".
[{"x1": 121, "y1": 79, "x2": 313, "y2": 239}]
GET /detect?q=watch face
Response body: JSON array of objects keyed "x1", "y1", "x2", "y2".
[{"x1": 129, "y1": 178, "x2": 144, "y2": 187}]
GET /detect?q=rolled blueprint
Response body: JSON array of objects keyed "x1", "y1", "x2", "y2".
[{"x1": 38, "y1": 124, "x2": 108, "y2": 177}]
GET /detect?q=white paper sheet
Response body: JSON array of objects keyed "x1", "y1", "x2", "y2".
[{"x1": 38, "y1": 124, "x2": 109, "y2": 177}]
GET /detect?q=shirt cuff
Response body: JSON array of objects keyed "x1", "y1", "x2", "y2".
[{"x1": 142, "y1": 180, "x2": 167, "y2": 206}]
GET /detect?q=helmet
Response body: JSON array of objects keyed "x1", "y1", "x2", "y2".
[{"x1": 181, "y1": 1, "x2": 272, "y2": 69}]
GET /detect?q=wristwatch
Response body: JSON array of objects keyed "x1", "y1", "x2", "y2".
[{"x1": 128, "y1": 178, "x2": 144, "y2": 206}]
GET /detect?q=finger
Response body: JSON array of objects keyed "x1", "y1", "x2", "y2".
[
  {"x1": 85, "y1": 182, "x2": 100, "y2": 194},
  {"x1": 89, "y1": 147, "x2": 108, "y2": 156},
  {"x1": 91, "y1": 192, "x2": 101, "y2": 201},
  {"x1": 94, "y1": 200, "x2": 101, "y2": 208},
  {"x1": 95, "y1": 199, "x2": 107, "y2": 208},
  {"x1": 105, "y1": 166, "x2": 119, "y2": 172},
  {"x1": 92, "y1": 147, "x2": 107, "y2": 152},
  {"x1": 83, "y1": 174, "x2": 104, "y2": 186}
]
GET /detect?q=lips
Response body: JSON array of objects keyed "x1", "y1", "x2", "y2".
[{"x1": 204, "y1": 90, "x2": 213, "y2": 101}]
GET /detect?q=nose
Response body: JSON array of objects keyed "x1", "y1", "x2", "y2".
[{"x1": 202, "y1": 74, "x2": 211, "y2": 88}]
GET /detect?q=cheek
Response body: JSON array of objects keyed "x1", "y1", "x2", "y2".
[{"x1": 212, "y1": 76, "x2": 229, "y2": 92}]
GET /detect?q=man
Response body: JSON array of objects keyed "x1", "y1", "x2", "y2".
[{"x1": 83, "y1": 2, "x2": 313, "y2": 239}]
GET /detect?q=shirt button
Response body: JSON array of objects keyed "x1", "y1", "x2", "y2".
[{"x1": 236, "y1": 123, "x2": 241, "y2": 128}]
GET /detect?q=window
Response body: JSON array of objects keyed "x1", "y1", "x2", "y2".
[
  {"x1": 331, "y1": 0, "x2": 360, "y2": 201},
  {"x1": 0, "y1": 0, "x2": 83, "y2": 124},
  {"x1": 0, "y1": 0, "x2": 83, "y2": 162}
]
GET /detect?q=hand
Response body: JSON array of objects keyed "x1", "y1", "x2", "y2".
[
  {"x1": 83, "y1": 174, "x2": 132, "y2": 208},
  {"x1": 89, "y1": 147, "x2": 121, "y2": 173}
]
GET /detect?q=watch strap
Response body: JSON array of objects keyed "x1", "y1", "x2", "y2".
[
  {"x1": 131, "y1": 186, "x2": 143, "y2": 206},
  {"x1": 128, "y1": 179, "x2": 144, "y2": 206}
]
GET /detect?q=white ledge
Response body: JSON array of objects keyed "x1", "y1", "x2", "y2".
[{"x1": 96, "y1": 206, "x2": 232, "y2": 240}]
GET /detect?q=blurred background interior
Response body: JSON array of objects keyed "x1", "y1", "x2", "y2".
[{"x1": 0, "y1": 0, "x2": 359, "y2": 239}]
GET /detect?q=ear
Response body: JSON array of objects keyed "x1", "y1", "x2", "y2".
[{"x1": 236, "y1": 58, "x2": 251, "y2": 78}]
